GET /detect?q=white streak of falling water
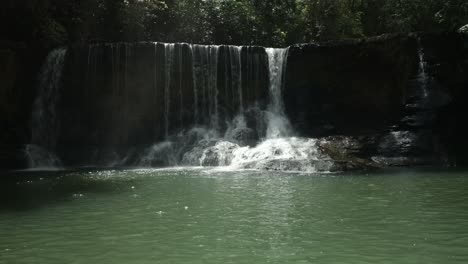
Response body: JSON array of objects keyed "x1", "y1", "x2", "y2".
[
  {"x1": 191, "y1": 45, "x2": 220, "y2": 128},
  {"x1": 164, "y1": 43, "x2": 175, "y2": 137},
  {"x1": 212, "y1": 46, "x2": 220, "y2": 126},
  {"x1": 237, "y1": 46, "x2": 243, "y2": 112},
  {"x1": 190, "y1": 45, "x2": 199, "y2": 124},
  {"x1": 154, "y1": 42, "x2": 159, "y2": 139},
  {"x1": 228, "y1": 46, "x2": 243, "y2": 112},
  {"x1": 27, "y1": 48, "x2": 67, "y2": 168},
  {"x1": 179, "y1": 44, "x2": 184, "y2": 129},
  {"x1": 265, "y1": 48, "x2": 293, "y2": 139}
]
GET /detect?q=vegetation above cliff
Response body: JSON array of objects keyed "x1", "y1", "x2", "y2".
[{"x1": 1, "y1": 0, "x2": 468, "y2": 48}]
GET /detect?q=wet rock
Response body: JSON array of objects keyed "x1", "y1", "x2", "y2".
[
  {"x1": 378, "y1": 131, "x2": 416, "y2": 155},
  {"x1": 181, "y1": 147, "x2": 204, "y2": 166},
  {"x1": 318, "y1": 136, "x2": 363, "y2": 157},
  {"x1": 371, "y1": 156, "x2": 434, "y2": 167},
  {"x1": 227, "y1": 127, "x2": 258, "y2": 147},
  {"x1": 181, "y1": 139, "x2": 218, "y2": 166},
  {"x1": 200, "y1": 141, "x2": 239, "y2": 167},
  {"x1": 317, "y1": 136, "x2": 380, "y2": 171},
  {"x1": 377, "y1": 130, "x2": 435, "y2": 158}
]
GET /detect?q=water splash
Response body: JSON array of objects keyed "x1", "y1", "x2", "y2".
[{"x1": 230, "y1": 138, "x2": 322, "y2": 171}]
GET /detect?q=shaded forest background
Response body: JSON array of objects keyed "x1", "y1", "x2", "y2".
[{"x1": 1, "y1": 0, "x2": 468, "y2": 49}]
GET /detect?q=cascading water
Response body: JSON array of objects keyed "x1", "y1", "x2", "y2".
[
  {"x1": 136, "y1": 45, "x2": 329, "y2": 172},
  {"x1": 25, "y1": 48, "x2": 67, "y2": 169},
  {"x1": 223, "y1": 48, "x2": 325, "y2": 172},
  {"x1": 52, "y1": 42, "x2": 330, "y2": 171},
  {"x1": 138, "y1": 44, "x2": 247, "y2": 167},
  {"x1": 191, "y1": 45, "x2": 220, "y2": 128},
  {"x1": 230, "y1": 46, "x2": 243, "y2": 112},
  {"x1": 182, "y1": 47, "x2": 326, "y2": 172},
  {"x1": 265, "y1": 48, "x2": 293, "y2": 139},
  {"x1": 400, "y1": 38, "x2": 437, "y2": 128}
]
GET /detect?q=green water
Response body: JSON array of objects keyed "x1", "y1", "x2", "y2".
[{"x1": 1, "y1": 168, "x2": 467, "y2": 264}]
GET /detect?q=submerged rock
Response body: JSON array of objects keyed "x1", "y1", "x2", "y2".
[{"x1": 371, "y1": 156, "x2": 433, "y2": 167}]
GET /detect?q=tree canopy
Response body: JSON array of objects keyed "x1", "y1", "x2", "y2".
[{"x1": 1, "y1": 0, "x2": 468, "y2": 48}]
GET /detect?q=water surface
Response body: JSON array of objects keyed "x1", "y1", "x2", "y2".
[{"x1": 1, "y1": 168, "x2": 467, "y2": 263}]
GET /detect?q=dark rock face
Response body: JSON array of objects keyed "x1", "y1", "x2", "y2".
[
  {"x1": 285, "y1": 34, "x2": 418, "y2": 137},
  {"x1": 0, "y1": 42, "x2": 45, "y2": 169},
  {"x1": 425, "y1": 33, "x2": 468, "y2": 166},
  {"x1": 285, "y1": 33, "x2": 468, "y2": 167}
]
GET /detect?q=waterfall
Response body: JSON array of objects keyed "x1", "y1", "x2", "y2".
[
  {"x1": 228, "y1": 46, "x2": 243, "y2": 113},
  {"x1": 178, "y1": 44, "x2": 184, "y2": 130},
  {"x1": 193, "y1": 47, "x2": 326, "y2": 172},
  {"x1": 191, "y1": 45, "x2": 220, "y2": 128},
  {"x1": 265, "y1": 48, "x2": 293, "y2": 139},
  {"x1": 164, "y1": 44, "x2": 175, "y2": 137},
  {"x1": 26, "y1": 48, "x2": 67, "y2": 168},
  {"x1": 233, "y1": 46, "x2": 243, "y2": 112},
  {"x1": 50, "y1": 42, "x2": 329, "y2": 172},
  {"x1": 401, "y1": 38, "x2": 435, "y2": 128}
]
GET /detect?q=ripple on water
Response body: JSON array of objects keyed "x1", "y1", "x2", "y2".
[{"x1": 1, "y1": 169, "x2": 468, "y2": 263}]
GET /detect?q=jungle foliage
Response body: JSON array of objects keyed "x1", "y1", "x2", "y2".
[{"x1": 1, "y1": 0, "x2": 468, "y2": 48}]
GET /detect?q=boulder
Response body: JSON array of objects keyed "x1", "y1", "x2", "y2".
[
  {"x1": 200, "y1": 141, "x2": 239, "y2": 167},
  {"x1": 181, "y1": 139, "x2": 218, "y2": 166},
  {"x1": 317, "y1": 136, "x2": 380, "y2": 171},
  {"x1": 226, "y1": 127, "x2": 258, "y2": 147}
]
